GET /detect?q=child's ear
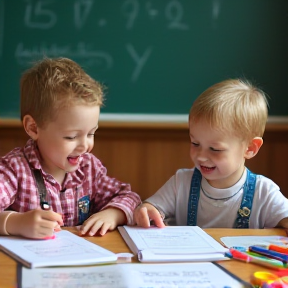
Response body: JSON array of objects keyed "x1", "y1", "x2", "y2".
[
  {"x1": 22, "y1": 115, "x2": 39, "y2": 140},
  {"x1": 244, "y1": 137, "x2": 263, "y2": 159}
]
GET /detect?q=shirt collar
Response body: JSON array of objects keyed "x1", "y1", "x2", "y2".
[
  {"x1": 201, "y1": 168, "x2": 247, "y2": 199},
  {"x1": 23, "y1": 139, "x2": 43, "y2": 170}
]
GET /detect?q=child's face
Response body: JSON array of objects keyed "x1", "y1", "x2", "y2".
[
  {"x1": 189, "y1": 119, "x2": 248, "y2": 189},
  {"x1": 35, "y1": 104, "x2": 100, "y2": 183}
]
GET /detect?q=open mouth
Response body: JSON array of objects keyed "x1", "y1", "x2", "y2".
[
  {"x1": 67, "y1": 155, "x2": 80, "y2": 165},
  {"x1": 200, "y1": 165, "x2": 216, "y2": 173}
]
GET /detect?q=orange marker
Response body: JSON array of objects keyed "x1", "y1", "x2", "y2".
[{"x1": 269, "y1": 245, "x2": 288, "y2": 255}]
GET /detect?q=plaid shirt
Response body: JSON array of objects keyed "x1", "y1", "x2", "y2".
[{"x1": 0, "y1": 139, "x2": 141, "y2": 226}]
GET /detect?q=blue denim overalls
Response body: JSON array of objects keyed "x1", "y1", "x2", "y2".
[{"x1": 187, "y1": 168, "x2": 256, "y2": 228}]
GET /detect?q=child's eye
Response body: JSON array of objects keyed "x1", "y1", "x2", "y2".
[
  {"x1": 64, "y1": 136, "x2": 76, "y2": 140},
  {"x1": 210, "y1": 147, "x2": 222, "y2": 152},
  {"x1": 191, "y1": 142, "x2": 199, "y2": 147},
  {"x1": 88, "y1": 133, "x2": 95, "y2": 137}
]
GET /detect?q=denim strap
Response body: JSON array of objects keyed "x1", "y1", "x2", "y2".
[{"x1": 187, "y1": 168, "x2": 256, "y2": 228}]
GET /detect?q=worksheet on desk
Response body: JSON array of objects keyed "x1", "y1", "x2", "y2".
[
  {"x1": 118, "y1": 226, "x2": 228, "y2": 262},
  {"x1": 0, "y1": 230, "x2": 117, "y2": 268},
  {"x1": 18, "y1": 262, "x2": 251, "y2": 288}
]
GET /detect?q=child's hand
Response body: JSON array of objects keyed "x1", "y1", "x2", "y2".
[
  {"x1": 79, "y1": 208, "x2": 126, "y2": 236},
  {"x1": 7, "y1": 209, "x2": 63, "y2": 239},
  {"x1": 134, "y1": 203, "x2": 165, "y2": 228}
]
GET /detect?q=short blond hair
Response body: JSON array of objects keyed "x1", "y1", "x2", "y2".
[
  {"x1": 189, "y1": 79, "x2": 268, "y2": 141},
  {"x1": 20, "y1": 57, "x2": 104, "y2": 128}
]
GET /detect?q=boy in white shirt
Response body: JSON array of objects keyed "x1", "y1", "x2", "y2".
[{"x1": 134, "y1": 79, "x2": 288, "y2": 229}]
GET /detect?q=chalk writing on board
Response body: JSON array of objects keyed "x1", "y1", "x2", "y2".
[
  {"x1": 24, "y1": 0, "x2": 57, "y2": 29},
  {"x1": 74, "y1": 0, "x2": 94, "y2": 29},
  {"x1": 13, "y1": 0, "x2": 189, "y2": 82},
  {"x1": 165, "y1": 0, "x2": 189, "y2": 30},
  {"x1": 15, "y1": 42, "x2": 113, "y2": 69},
  {"x1": 23, "y1": 0, "x2": 189, "y2": 30},
  {"x1": 212, "y1": 0, "x2": 221, "y2": 20},
  {"x1": 15, "y1": 42, "x2": 152, "y2": 81},
  {"x1": 121, "y1": 0, "x2": 189, "y2": 30},
  {"x1": 126, "y1": 44, "x2": 153, "y2": 81},
  {"x1": 2, "y1": 0, "x2": 288, "y2": 117}
]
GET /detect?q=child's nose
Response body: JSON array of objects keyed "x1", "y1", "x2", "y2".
[
  {"x1": 196, "y1": 149, "x2": 208, "y2": 162},
  {"x1": 77, "y1": 138, "x2": 90, "y2": 152}
]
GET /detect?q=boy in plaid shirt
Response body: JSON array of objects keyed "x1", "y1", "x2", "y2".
[{"x1": 0, "y1": 57, "x2": 141, "y2": 239}]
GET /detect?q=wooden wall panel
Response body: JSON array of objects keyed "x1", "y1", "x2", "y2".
[
  {"x1": 1, "y1": 121, "x2": 288, "y2": 200},
  {"x1": 92, "y1": 127, "x2": 192, "y2": 200}
]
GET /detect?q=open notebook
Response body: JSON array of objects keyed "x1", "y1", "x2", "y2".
[
  {"x1": 18, "y1": 262, "x2": 252, "y2": 288},
  {"x1": 118, "y1": 225, "x2": 229, "y2": 262},
  {"x1": 0, "y1": 230, "x2": 117, "y2": 268}
]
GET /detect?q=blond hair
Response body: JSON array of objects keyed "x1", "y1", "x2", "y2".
[
  {"x1": 189, "y1": 79, "x2": 268, "y2": 141},
  {"x1": 20, "y1": 57, "x2": 104, "y2": 128}
]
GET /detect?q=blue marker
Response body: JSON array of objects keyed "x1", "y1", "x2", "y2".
[
  {"x1": 249, "y1": 246, "x2": 288, "y2": 263},
  {"x1": 231, "y1": 246, "x2": 247, "y2": 252}
]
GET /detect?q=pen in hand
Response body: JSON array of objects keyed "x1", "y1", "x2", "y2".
[
  {"x1": 40, "y1": 201, "x2": 50, "y2": 211},
  {"x1": 40, "y1": 201, "x2": 59, "y2": 239}
]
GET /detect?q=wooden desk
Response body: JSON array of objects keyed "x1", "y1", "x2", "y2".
[{"x1": 0, "y1": 227, "x2": 287, "y2": 287}]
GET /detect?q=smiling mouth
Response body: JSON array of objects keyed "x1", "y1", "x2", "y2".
[
  {"x1": 200, "y1": 165, "x2": 215, "y2": 172},
  {"x1": 67, "y1": 156, "x2": 80, "y2": 165}
]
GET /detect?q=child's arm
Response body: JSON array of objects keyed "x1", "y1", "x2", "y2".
[
  {"x1": 275, "y1": 217, "x2": 288, "y2": 229},
  {"x1": 0, "y1": 210, "x2": 63, "y2": 239},
  {"x1": 133, "y1": 202, "x2": 165, "y2": 228},
  {"x1": 79, "y1": 182, "x2": 140, "y2": 236},
  {"x1": 79, "y1": 156, "x2": 141, "y2": 236}
]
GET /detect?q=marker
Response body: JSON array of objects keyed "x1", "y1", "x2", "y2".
[
  {"x1": 40, "y1": 201, "x2": 50, "y2": 210},
  {"x1": 42, "y1": 235, "x2": 56, "y2": 240},
  {"x1": 228, "y1": 248, "x2": 287, "y2": 270},
  {"x1": 231, "y1": 246, "x2": 247, "y2": 252},
  {"x1": 40, "y1": 201, "x2": 57, "y2": 240},
  {"x1": 249, "y1": 246, "x2": 288, "y2": 263},
  {"x1": 269, "y1": 245, "x2": 288, "y2": 255}
]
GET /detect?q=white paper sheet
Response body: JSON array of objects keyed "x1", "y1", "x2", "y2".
[
  {"x1": 118, "y1": 226, "x2": 229, "y2": 262},
  {"x1": 220, "y1": 235, "x2": 288, "y2": 250},
  {"x1": 0, "y1": 230, "x2": 117, "y2": 268},
  {"x1": 19, "y1": 262, "x2": 250, "y2": 288}
]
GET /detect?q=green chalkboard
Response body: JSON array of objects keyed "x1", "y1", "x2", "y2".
[{"x1": 1, "y1": 0, "x2": 288, "y2": 118}]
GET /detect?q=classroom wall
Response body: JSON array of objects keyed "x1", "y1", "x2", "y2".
[{"x1": 1, "y1": 121, "x2": 288, "y2": 200}]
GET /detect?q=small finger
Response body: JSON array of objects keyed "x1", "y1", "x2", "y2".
[
  {"x1": 99, "y1": 222, "x2": 112, "y2": 236},
  {"x1": 137, "y1": 207, "x2": 151, "y2": 228},
  {"x1": 79, "y1": 217, "x2": 93, "y2": 235},
  {"x1": 42, "y1": 211, "x2": 63, "y2": 225},
  {"x1": 54, "y1": 223, "x2": 62, "y2": 232},
  {"x1": 79, "y1": 222, "x2": 90, "y2": 235},
  {"x1": 88, "y1": 221, "x2": 104, "y2": 236},
  {"x1": 149, "y1": 210, "x2": 165, "y2": 228}
]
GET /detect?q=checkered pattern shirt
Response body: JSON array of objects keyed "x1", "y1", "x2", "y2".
[{"x1": 0, "y1": 139, "x2": 141, "y2": 226}]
